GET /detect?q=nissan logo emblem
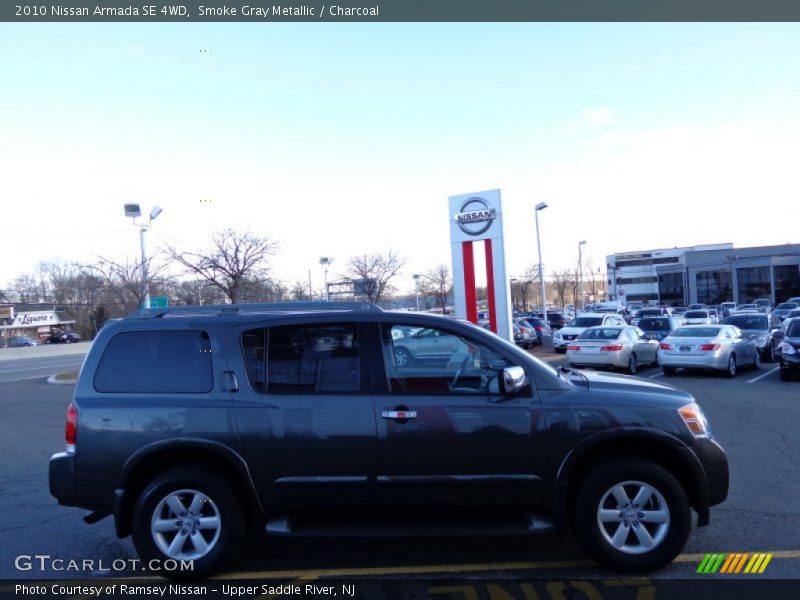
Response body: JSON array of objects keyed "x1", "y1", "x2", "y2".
[{"x1": 453, "y1": 197, "x2": 497, "y2": 236}]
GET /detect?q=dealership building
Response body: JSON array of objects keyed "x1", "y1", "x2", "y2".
[{"x1": 606, "y1": 243, "x2": 800, "y2": 306}]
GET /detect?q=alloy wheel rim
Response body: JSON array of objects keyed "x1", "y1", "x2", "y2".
[
  {"x1": 596, "y1": 480, "x2": 670, "y2": 555},
  {"x1": 729, "y1": 356, "x2": 736, "y2": 376},
  {"x1": 395, "y1": 350, "x2": 408, "y2": 367},
  {"x1": 151, "y1": 489, "x2": 221, "y2": 560}
]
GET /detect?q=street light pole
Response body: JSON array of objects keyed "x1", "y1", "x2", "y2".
[
  {"x1": 319, "y1": 257, "x2": 333, "y2": 301},
  {"x1": 535, "y1": 202, "x2": 549, "y2": 324},
  {"x1": 413, "y1": 274, "x2": 421, "y2": 311},
  {"x1": 578, "y1": 240, "x2": 586, "y2": 311},
  {"x1": 124, "y1": 204, "x2": 162, "y2": 310}
]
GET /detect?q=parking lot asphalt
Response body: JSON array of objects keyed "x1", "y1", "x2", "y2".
[{"x1": 0, "y1": 346, "x2": 797, "y2": 597}]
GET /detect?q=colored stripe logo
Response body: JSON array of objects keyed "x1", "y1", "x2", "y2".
[{"x1": 697, "y1": 553, "x2": 773, "y2": 574}]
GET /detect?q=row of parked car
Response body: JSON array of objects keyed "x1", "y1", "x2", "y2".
[
  {"x1": 550, "y1": 300, "x2": 800, "y2": 381},
  {"x1": 0, "y1": 331, "x2": 82, "y2": 348}
]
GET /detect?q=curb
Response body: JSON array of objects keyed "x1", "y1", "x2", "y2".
[{"x1": 47, "y1": 374, "x2": 78, "y2": 385}]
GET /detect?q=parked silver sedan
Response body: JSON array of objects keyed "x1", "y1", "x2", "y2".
[
  {"x1": 659, "y1": 325, "x2": 760, "y2": 377},
  {"x1": 566, "y1": 325, "x2": 659, "y2": 374}
]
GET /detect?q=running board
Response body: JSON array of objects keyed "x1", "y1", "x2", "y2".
[{"x1": 265, "y1": 512, "x2": 555, "y2": 537}]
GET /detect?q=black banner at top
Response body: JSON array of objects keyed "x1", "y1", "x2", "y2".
[{"x1": 3, "y1": 0, "x2": 800, "y2": 22}]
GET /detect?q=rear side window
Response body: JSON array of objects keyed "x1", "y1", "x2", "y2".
[
  {"x1": 242, "y1": 324, "x2": 360, "y2": 393},
  {"x1": 94, "y1": 330, "x2": 213, "y2": 393}
]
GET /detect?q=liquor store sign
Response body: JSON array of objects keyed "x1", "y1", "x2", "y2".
[{"x1": 11, "y1": 312, "x2": 60, "y2": 326}]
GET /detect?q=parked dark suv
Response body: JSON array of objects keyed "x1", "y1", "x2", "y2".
[{"x1": 49, "y1": 302, "x2": 729, "y2": 579}]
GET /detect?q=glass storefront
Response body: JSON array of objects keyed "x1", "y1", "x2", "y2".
[
  {"x1": 737, "y1": 267, "x2": 771, "y2": 303},
  {"x1": 774, "y1": 265, "x2": 800, "y2": 302},
  {"x1": 658, "y1": 272, "x2": 685, "y2": 306},
  {"x1": 696, "y1": 270, "x2": 733, "y2": 305}
]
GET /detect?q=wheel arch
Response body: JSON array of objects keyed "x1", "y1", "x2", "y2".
[
  {"x1": 113, "y1": 439, "x2": 263, "y2": 538},
  {"x1": 553, "y1": 429, "x2": 709, "y2": 535}
]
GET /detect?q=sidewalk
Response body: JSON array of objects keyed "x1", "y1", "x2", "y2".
[{"x1": 0, "y1": 342, "x2": 91, "y2": 361}]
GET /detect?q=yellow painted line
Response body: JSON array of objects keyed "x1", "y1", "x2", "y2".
[{"x1": 213, "y1": 549, "x2": 800, "y2": 580}]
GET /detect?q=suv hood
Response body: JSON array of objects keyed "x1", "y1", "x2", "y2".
[
  {"x1": 557, "y1": 326, "x2": 597, "y2": 336},
  {"x1": 573, "y1": 369, "x2": 694, "y2": 406}
]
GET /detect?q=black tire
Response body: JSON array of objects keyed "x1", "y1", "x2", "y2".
[
  {"x1": 394, "y1": 347, "x2": 412, "y2": 367},
  {"x1": 769, "y1": 343, "x2": 777, "y2": 363},
  {"x1": 780, "y1": 368, "x2": 791, "y2": 382},
  {"x1": 572, "y1": 459, "x2": 691, "y2": 573},
  {"x1": 555, "y1": 347, "x2": 567, "y2": 354},
  {"x1": 725, "y1": 354, "x2": 737, "y2": 378},
  {"x1": 131, "y1": 467, "x2": 245, "y2": 580},
  {"x1": 752, "y1": 351, "x2": 761, "y2": 371},
  {"x1": 662, "y1": 367, "x2": 676, "y2": 376},
  {"x1": 627, "y1": 353, "x2": 638, "y2": 375}
]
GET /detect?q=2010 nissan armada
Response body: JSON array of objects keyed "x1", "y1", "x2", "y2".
[{"x1": 49, "y1": 302, "x2": 728, "y2": 579}]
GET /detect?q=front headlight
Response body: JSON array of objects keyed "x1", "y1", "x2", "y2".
[
  {"x1": 678, "y1": 402, "x2": 711, "y2": 439},
  {"x1": 758, "y1": 334, "x2": 770, "y2": 343},
  {"x1": 781, "y1": 342, "x2": 797, "y2": 355},
  {"x1": 554, "y1": 331, "x2": 562, "y2": 339}
]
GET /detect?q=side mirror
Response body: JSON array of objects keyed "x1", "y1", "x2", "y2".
[{"x1": 502, "y1": 366, "x2": 528, "y2": 394}]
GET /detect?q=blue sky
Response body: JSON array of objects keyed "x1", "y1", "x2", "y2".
[{"x1": 1, "y1": 23, "x2": 799, "y2": 292}]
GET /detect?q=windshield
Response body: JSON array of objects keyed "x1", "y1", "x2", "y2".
[
  {"x1": 577, "y1": 328, "x2": 622, "y2": 340},
  {"x1": 685, "y1": 311, "x2": 709, "y2": 318},
  {"x1": 639, "y1": 318, "x2": 670, "y2": 330},
  {"x1": 723, "y1": 316, "x2": 768, "y2": 330},
  {"x1": 638, "y1": 309, "x2": 662, "y2": 316},
  {"x1": 787, "y1": 322, "x2": 800, "y2": 337},
  {"x1": 568, "y1": 317, "x2": 604, "y2": 327},
  {"x1": 776, "y1": 303, "x2": 798, "y2": 310}
]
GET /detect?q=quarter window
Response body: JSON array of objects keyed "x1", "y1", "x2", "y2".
[
  {"x1": 94, "y1": 330, "x2": 213, "y2": 393},
  {"x1": 242, "y1": 324, "x2": 360, "y2": 393},
  {"x1": 380, "y1": 323, "x2": 515, "y2": 394}
]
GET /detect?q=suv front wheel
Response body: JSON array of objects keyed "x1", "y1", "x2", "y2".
[
  {"x1": 131, "y1": 467, "x2": 245, "y2": 580},
  {"x1": 572, "y1": 459, "x2": 690, "y2": 572}
]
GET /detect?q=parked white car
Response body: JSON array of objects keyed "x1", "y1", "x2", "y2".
[
  {"x1": 659, "y1": 325, "x2": 760, "y2": 377},
  {"x1": 683, "y1": 310, "x2": 716, "y2": 325},
  {"x1": 566, "y1": 325, "x2": 659, "y2": 374},
  {"x1": 552, "y1": 313, "x2": 627, "y2": 353}
]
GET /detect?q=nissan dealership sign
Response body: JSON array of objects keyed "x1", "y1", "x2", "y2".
[{"x1": 453, "y1": 197, "x2": 497, "y2": 236}]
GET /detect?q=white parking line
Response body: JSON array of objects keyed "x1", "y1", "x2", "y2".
[
  {"x1": 747, "y1": 366, "x2": 780, "y2": 384},
  {"x1": 648, "y1": 372, "x2": 664, "y2": 379}
]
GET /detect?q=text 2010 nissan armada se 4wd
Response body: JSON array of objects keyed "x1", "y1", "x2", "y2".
[{"x1": 50, "y1": 302, "x2": 728, "y2": 579}]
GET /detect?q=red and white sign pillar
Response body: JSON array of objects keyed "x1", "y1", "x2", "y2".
[{"x1": 449, "y1": 190, "x2": 512, "y2": 340}]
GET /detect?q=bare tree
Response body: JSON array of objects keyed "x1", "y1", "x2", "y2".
[
  {"x1": 550, "y1": 269, "x2": 573, "y2": 309},
  {"x1": 344, "y1": 250, "x2": 405, "y2": 305},
  {"x1": 422, "y1": 265, "x2": 453, "y2": 314},
  {"x1": 290, "y1": 281, "x2": 312, "y2": 301},
  {"x1": 87, "y1": 256, "x2": 166, "y2": 314},
  {"x1": 10, "y1": 274, "x2": 43, "y2": 304},
  {"x1": 166, "y1": 229, "x2": 278, "y2": 304}
]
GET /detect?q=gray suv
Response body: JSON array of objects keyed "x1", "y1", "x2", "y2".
[{"x1": 49, "y1": 302, "x2": 729, "y2": 579}]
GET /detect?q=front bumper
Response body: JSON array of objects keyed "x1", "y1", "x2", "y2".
[
  {"x1": 692, "y1": 438, "x2": 730, "y2": 508},
  {"x1": 779, "y1": 352, "x2": 800, "y2": 370},
  {"x1": 49, "y1": 452, "x2": 76, "y2": 506}
]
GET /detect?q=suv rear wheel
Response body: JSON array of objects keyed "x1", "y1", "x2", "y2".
[
  {"x1": 572, "y1": 459, "x2": 690, "y2": 572},
  {"x1": 131, "y1": 467, "x2": 245, "y2": 580}
]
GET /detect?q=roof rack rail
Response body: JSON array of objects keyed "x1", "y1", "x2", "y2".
[{"x1": 125, "y1": 301, "x2": 383, "y2": 319}]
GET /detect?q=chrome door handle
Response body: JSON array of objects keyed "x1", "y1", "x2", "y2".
[{"x1": 381, "y1": 410, "x2": 417, "y2": 420}]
